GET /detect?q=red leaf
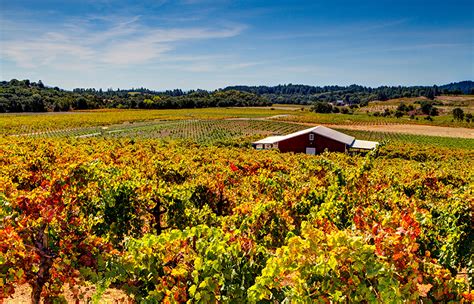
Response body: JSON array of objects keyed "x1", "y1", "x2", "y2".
[{"x1": 230, "y1": 163, "x2": 239, "y2": 172}]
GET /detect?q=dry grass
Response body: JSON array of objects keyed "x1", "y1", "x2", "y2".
[{"x1": 365, "y1": 95, "x2": 474, "y2": 112}]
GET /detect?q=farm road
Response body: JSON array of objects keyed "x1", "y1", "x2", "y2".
[{"x1": 323, "y1": 124, "x2": 474, "y2": 139}]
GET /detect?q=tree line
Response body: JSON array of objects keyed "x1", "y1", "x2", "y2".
[
  {"x1": 1, "y1": 79, "x2": 472, "y2": 112},
  {"x1": 224, "y1": 81, "x2": 474, "y2": 105},
  {"x1": 0, "y1": 80, "x2": 270, "y2": 112}
]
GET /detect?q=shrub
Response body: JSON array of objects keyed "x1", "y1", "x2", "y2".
[
  {"x1": 453, "y1": 108, "x2": 464, "y2": 121},
  {"x1": 311, "y1": 102, "x2": 333, "y2": 113}
]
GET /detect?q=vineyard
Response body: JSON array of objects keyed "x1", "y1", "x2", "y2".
[
  {"x1": 0, "y1": 108, "x2": 293, "y2": 136},
  {"x1": 10, "y1": 119, "x2": 307, "y2": 144},
  {"x1": 0, "y1": 111, "x2": 473, "y2": 303},
  {"x1": 274, "y1": 111, "x2": 474, "y2": 128},
  {"x1": 2, "y1": 105, "x2": 473, "y2": 137},
  {"x1": 3, "y1": 114, "x2": 474, "y2": 149},
  {"x1": 337, "y1": 129, "x2": 474, "y2": 150}
]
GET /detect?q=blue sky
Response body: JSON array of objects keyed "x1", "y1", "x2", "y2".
[{"x1": 0, "y1": 0, "x2": 473, "y2": 90}]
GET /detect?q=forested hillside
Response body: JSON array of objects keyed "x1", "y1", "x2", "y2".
[
  {"x1": 1, "y1": 79, "x2": 472, "y2": 112},
  {"x1": 439, "y1": 81, "x2": 474, "y2": 94},
  {"x1": 0, "y1": 80, "x2": 270, "y2": 112},
  {"x1": 224, "y1": 81, "x2": 474, "y2": 104}
]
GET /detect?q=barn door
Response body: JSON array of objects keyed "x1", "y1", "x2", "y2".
[{"x1": 305, "y1": 147, "x2": 316, "y2": 155}]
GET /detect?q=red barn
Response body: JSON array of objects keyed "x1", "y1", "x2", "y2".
[{"x1": 252, "y1": 125, "x2": 378, "y2": 154}]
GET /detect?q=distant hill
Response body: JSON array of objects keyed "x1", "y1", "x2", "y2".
[
  {"x1": 224, "y1": 81, "x2": 474, "y2": 96},
  {"x1": 439, "y1": 81, "x2": 474, "y2": 94}
]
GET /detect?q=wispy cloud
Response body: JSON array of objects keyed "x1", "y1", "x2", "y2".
[
  {"x1": 169, "y1": 61, "x2": 263, "y2": 73},
  {"x1": 1, "y1": 0, "x2": 472, "y2": 89},
  {"x1": 264, "y1": 19, "x2": 410, "y2": 40},
  {"x1": 1, "y1": 15, "x2": 245, "y2": 70}
]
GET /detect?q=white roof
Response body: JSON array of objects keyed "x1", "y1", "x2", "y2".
[
  {"x1": 253, "y1": 136, "x2": 286, "y2": 144},
  {"x1": 311, "y1": 126, "x2": 355, "y2": 145},
  {"x1": 350, "y1": 139, "x2": 379, "y2": 150},
  {"x1": 252, "y1": 126, "x2": 356, "y2": 145}
]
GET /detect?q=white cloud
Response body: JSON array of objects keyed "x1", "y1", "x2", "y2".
[
  {"x1": 3, "y1": 40, "x2": 95, "y2": 69},
  {"x1": 101, "y1": 42, "x2": 172, "y2": 65},
  {"x1": 0, "y1": 15, "x2": 245, "y2": 70}
]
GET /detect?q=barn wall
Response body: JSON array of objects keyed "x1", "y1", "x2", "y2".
[
  {"x1": 314, "y1": 134, "x2": 347, "y2": 153},
  {"x1": 277, "y1": 132, "x2": 347, "y2": 153},
  {"x1": 278, "y1": 133, "x2": 309, "y2": 153}
]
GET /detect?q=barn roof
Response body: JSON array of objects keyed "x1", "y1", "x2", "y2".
[
  {"x1": 310, "y1": 126, "x2": 355, "y2": 145},
  {"x1": 350, "y1": 139, "x2": 379, "y2": 150},
  {"x1": 253, "y1": 136, "x2": 286, "y2": 144},
  {"x1": 253, "y1": 126, "x2": 355, "y2": 145}
]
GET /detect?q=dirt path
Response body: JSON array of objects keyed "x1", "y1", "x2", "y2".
[
  {"x1": 4, "y1": 284, "x2": 130, "y2": 304},
  {"x1": 323, "y1": 124, "x2": 474, "y2": 139},
  {"x1": 225, "y1": 114, "x2": 290, "y2": 121}
]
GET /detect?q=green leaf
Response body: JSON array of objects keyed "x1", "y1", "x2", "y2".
[
  {"x1": 328, "y1": 254, "x2": 337, "y2": 271},
  {"x1": 189, "y1": 284, "x2": 197, "y2": 296}
]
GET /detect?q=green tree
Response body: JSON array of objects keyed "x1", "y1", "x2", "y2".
[
  {"x1": 31, "y1": 94, "x2": 46, "y2": 112},
  {"x1": 429, "y1": 107, "x2": 439, "y2": 116},
  {"x1": 397, "y1": 103, "x2": 408, "y2": 112},
  {"x1": 75, "y1": 96, "x2": 88, "y2": 110},
  {"x1": 311, "y1": 101, "x2": 333, "y2": 113},
  {"x1": 452, "y1": 108, "x2": 464, "y2": 121},
  {"x1": 420, "y1": 101, "x2": 434, "y2": 115},
  {"x1": 465, "y1": 113, "x2": 472, "y2": 122},
  {"x1": 424, "y1": 88, "x2": 435, "y2": 100}
]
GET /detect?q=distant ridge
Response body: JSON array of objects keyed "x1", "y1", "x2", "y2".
[
  {"x1": 223, "y1": 81, "x2": 474, "y2": 95},
  {"x1": 2, "y1": 79, "x2": 472, "y2": 95},
  {"x1": 439, "y1": 81, "x2": 474, "y2": 94}
]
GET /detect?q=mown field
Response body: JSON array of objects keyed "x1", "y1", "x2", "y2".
[{"x1": 0, "y1": 110, "x2": 473, "y2": 303}]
